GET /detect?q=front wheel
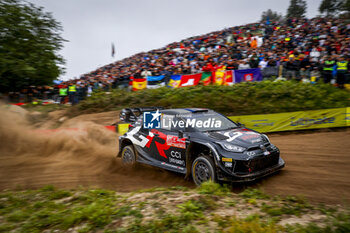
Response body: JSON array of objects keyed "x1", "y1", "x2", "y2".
[
  {"x1": 191, "y1": 155, "x2": 216, "y2": 186},
  {"x1": 121, "y1": 145, "x2": 136, "y2": 166}
]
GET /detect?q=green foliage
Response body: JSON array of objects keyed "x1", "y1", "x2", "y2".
[
  {"x1": 261, "y1": 196, "x2": 312, "y2": 217},
  {"x1": 0, "y1": 0, "x2": 65, "y2": 92},
  {"x1": 239, "y1": 188, "x2": 270, "y2": 200},
  {"x1": 261, "y1": 9, "x2": 283, "y2": 22},
  {"x1": 319, "y1": 0, "x2": 344, "y2": 15},
  {"x1": 72, "y1": 81, "x2": 350, "y2": 117},
  {"x1": 287, "y1": 0, "x2": 307, "y2": 18},
  {"x1": 213, "y1": 215, "x2": 283, "y2": 233},
  {"x1": 197, "y1": 181, "x2": 230, "y2": 196},
  {"x1": 0, "y1": 186, "x2": 349, "y2": 232}
]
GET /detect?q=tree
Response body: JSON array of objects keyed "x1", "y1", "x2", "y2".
[
  {"x1": 0, "y1": 0, "x2": 65, "y2": 92},
  {"x1": 261, "y1": 9, "x2": 283, "y2": 22},
  {"x1": 343, "y1": 0, "x2": 350, "y2": 12},
  {"x1": 286, "y1": 0, "x2": 307, "y2": 18},
  {"x1": 319, "y1": 0, "x2": 344, "y2": 15}
]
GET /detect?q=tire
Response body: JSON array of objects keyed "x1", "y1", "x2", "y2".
[
  {"x1": 191, "y1": 155, "x2": 216, "y2": 186},
  {"x1": 121, "y1": 145, "x2": 136, "y2": 166}
]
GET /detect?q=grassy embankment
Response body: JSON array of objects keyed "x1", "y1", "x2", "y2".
[
  {"x1": 70, "y1": 81, "x2": 350, "y2": 117},
  {"x1": 0, "y1": 183, "x2": 349, "y2": 233}
]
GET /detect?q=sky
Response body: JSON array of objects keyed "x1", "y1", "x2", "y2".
[{"x1": 28, "y1": 0, "x2": 322, "y2": 80}]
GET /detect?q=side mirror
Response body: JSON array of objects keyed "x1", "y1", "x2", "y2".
[
  {"x1": 178, "y1": 130, "x2": 184, "y2": 138},
  {"x1": 237, "y1": 122, "x2": 245, "y2": 128}
]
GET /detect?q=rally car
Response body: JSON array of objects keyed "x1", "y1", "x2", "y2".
[{"x1": 117, "y1": 107, "x2": 284, "y2": 185}]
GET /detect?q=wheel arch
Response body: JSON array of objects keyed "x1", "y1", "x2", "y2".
[
  {"x1": 118, "y1": 138, "x2": 134, "y2": 157},
  {"x1": 185, "y1": 141, "x2": 219, "y2": 179}
]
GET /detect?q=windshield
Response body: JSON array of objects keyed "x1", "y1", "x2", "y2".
[{"x1": 177, "y1": 112, "x2": 238, "y2": 132}]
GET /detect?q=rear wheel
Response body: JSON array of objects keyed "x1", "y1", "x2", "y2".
[
  {"x1": 191, "y1": 155, "x2": 216, "y2": 186},
  {"x1": 121, "y1": 145, "x2": 136, "y2": 166}
]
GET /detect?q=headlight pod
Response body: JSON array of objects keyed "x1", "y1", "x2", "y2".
[
  {"x1": 219, "y1": 142, "x2": 246, "y2": 153},
  {"x1": 262, "y1": 134, "x2": 270, "y2": 143}
]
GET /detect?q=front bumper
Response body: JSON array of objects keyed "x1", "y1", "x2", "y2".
[{"x1": 217, "y1": 157, "x2": 285, "y2": 182}]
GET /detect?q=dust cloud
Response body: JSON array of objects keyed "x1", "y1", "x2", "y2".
[{"x1": 0, "y1": 109, "x2": 192, "y2": 191}]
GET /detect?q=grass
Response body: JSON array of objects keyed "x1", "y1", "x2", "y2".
[
  {"x1": 0, "y1": 183, "x2": 349, "y2": 232},
  {"x1": 69, "y1": 81, "x2": 350, "y2": 117}
]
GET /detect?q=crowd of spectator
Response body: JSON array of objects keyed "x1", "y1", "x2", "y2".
[{"x1": 6, "y1": 17, "x2": 350, "y2": 104}]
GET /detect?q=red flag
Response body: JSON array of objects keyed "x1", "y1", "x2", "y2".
[
  {"x1": 224, "y1": 70, "x2": 234, "y2": 86},
  {"x1": 180, "y1": 73, "x2": 202, "y2": 87},
  {"x1": 132, "y1": 78, "x2": 147, "y2": 91}
]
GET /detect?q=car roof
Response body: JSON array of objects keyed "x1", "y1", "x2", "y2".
[{"x1": 160, "y1": 108, "x2": 212, "y2": 115}]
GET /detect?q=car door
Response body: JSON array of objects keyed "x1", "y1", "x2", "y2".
[{"x1": 150, "y1": 114, "x2": 187, "y2": 169}]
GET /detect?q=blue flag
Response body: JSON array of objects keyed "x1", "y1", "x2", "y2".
[
  {"x1": 147, "y1": 75, "x2": 165, "y2": 89},
  {"x1": 147, "y1": 75, "x2": 165, "y2": 82},
  {"x1": 234, "y1": 68, "x2": 263, "y2": 83}
]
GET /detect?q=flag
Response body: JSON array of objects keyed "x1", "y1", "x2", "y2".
[
  {"x1": 111, "y1": 43, "x2": 115, "y2": 57},
  {"x1": 147, "y1": 75, "x2": 165, "y2": 89},
  {"x1": 168, "y1": 75, "x2": 182, "y2": 88},
  {"x1": 234, "y1": 68, "x2": 263, "y2": 83},
  {"x1": 224, "y1": 70, "x2": 234, "y2": 86},
  {"x1": 132, "y1": 78, "x2": 147, "y2": 91},
  {"x1": 213, "y1": 71, "x2": 225, "y2": 85},
  {"x1": 180, "y1": 73, "x2": 202, "y2": 87},
  {"x1": 200, "y1": 72, "x2": 212, "y2": 86}
]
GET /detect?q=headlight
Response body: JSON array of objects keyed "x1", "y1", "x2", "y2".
[{"x1": 219, "y1": 142, "x2": 246, "y2": 153}]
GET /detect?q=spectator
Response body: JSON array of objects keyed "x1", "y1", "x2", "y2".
[
  {"x1": 285, "y1": 56, "x2": 300, "y2": 80},
  {"x1": 238, "y1": 59, "x2": 251, "y2": 70}
]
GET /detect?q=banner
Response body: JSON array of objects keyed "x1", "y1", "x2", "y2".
[
  {"x1": 180, "y1": 73, "x2": 202, "y2": 87},
  {"x1": 229, "y1": 108, "x2": 347, "y2": 133},
  {"x1": 147, "y1": 75, "x2": 165, "y2": 89},
  {"x1": 346, "y1": 107, "x2": 350, "y2": 127},
  {"x1": 224, "y1": 70, "x2": 234, "y2": 86},
  {"x1": 168, "y1": 75, "x2": 182, "y2": 88},
  {"x1": 234, "y1": 68, "x2": 262, "y2": 83},
  {"x1": 200, "y1": 72, "x2": 212, "y2": 86},
  {"x1": 213, "y1": 71, "x2": 225, "y2": 85},
  {"x1": 132, "y1": 78, "x2": 147, "y2": 91}
]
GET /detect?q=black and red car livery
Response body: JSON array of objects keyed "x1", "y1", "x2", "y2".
[{"x1": 117, "y1": 107, "x2": 285, "y2": 185}]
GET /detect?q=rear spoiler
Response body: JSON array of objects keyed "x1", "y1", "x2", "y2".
[{"x1": 119, "y1": 107, "x2": 164, "y2": 123}]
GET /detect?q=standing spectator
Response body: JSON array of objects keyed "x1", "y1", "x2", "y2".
[
  {"x1": 285, "y1": 56, "x2": 300, "y2": 80},
  {"x1": 59, "y1": 85, "x2": 68, "y2": 104},
  {"x1": 238, "y1": 59, "x2": 251, "y2": 70},
  {"x1": 68, "y1": 82, "x2": 77, "y2": 105},
  {"x1": 258, "y1": 58, "x2": 268, "y2": 70},
  {"x1": 322, "y1": 56, "x2": 335, "y2": 83},
  {"x1": 249, "y1": 53, "x2": 259, "y2": 68},
  {"x1": 141, "y1": 68, "x2": 152, "y2": 79},
  {"x1": 336, "y1": 56, "x2": 348, "y2": 88}
]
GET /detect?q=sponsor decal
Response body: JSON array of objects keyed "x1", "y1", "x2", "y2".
[
  {"x1": 161, "y1": 162, "x2": 185, "y2": 170},
  {"x1": 224, "y1": 162, "x2": 232, "y2": 167},
  {"x1": 222, "y1": 157, "x2": 233, "y2": 162},
  {"x1": 290, "y1": 117, "x2": 335, "y2": 126},
  {"x1": 166, "y1": 135, "x2": 186, "y2": 149},
  {"x1": 169, "y1": 157, "x2": 185, "y2": 166},
  {"x1": 170, "y1": 151, "x2": 182, "y2": 159},
  {"x1": 224, "y1": 131, "x2": 243, "y2": 142},
  {"x1": 125, "y1": 126, "x2": 153, "y2": 147}
]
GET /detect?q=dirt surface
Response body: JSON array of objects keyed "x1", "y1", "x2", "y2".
[{"x1": 0, "y1": 108, "x2": 349, "y2": 205}]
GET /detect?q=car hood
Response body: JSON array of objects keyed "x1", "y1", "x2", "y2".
[{"x1": 204, "y1": 128, "x2": 268, "y2": 148}]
